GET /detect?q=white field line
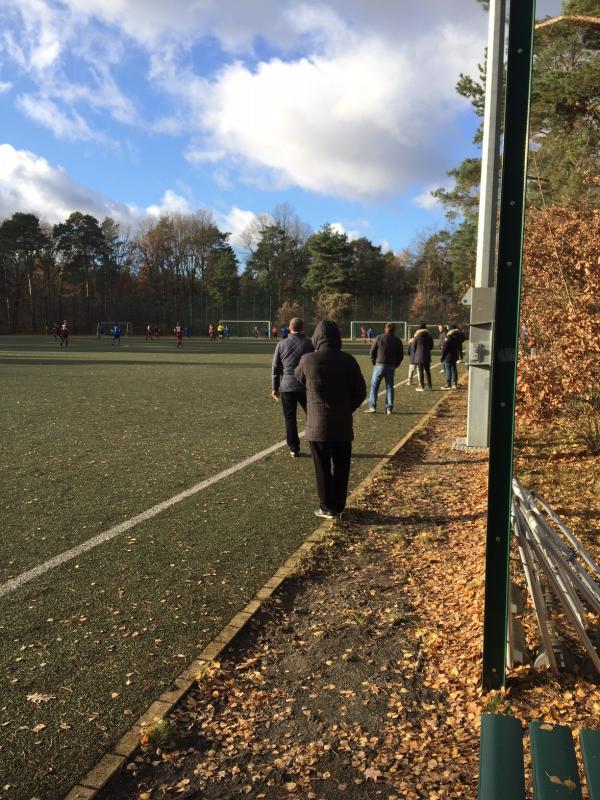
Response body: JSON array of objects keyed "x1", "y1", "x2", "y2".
[{"x1": 0, "y1": 376, "x2": 412, "y2": 600}]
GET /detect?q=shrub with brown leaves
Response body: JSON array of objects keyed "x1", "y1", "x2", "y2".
[{"x1": 517, "y1": 205, "x2": 600, "y2": 450}]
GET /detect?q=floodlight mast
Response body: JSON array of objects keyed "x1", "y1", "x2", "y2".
[{"x1": 465, "y1": 0, "x2": 506, "y2": 448}]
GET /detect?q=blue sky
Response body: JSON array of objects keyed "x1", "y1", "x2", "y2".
[{"x1": 0, "y1": 0, "x2": 563, "y2": 255}]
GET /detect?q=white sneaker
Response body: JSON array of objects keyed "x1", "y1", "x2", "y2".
[
  {"x1": 386, "y1": 409, "x2": 392, "y2": 415},
  {"x1": 364, "y1": 407, "x2": 376, "y2": 413},
  {"x1": 416, "y1": 386, "x2": 424, "y2": 392}
]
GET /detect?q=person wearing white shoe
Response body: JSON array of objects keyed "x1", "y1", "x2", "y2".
[
  {"x1": 271, "y1": 318, "x2": 314, "y2": 456},
  {"x1": 366, "y1": 323, "x2": 404, "y2": 414},
  {"x1": 412, "y1": 323, "x2": 434, "y2": 390},
  {"x1": 295, "y1": 320, "x2": 366, "y2": 519},
  {"x1": 407, "y1": 336, "x2": 418, "y2": 385}
]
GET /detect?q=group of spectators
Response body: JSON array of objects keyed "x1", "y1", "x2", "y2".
[
  {"x1": 407, "y1": 323, "x2": 466, "y2": 391},
  {"x1": 271, "y1": 319, "x2": 467, "y2": 521}
]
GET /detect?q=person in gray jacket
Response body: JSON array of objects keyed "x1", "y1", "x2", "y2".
[
  {"x1": 295, "y1": 320, "x2": 366, "y2": 519},
  {"x1": 272, "y1": 318, "x2": 314, "y2": 457}
]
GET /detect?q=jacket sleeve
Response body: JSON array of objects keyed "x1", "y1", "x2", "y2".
[
  {"x1": 272, "y1": 344, "x2": 283, "y2": 391},
  {"x1": 349, "y1": 358, "x2": 367, "y2": 411},
  {"x1": 369, "y1": 337, "x2": 378, "y2": 364},
  {"x1": 294, "y1": 356, "x2": 307, "y2": 387},
  {"x1": 396, "y1": 339, "x2": 404, "y2": 368}
]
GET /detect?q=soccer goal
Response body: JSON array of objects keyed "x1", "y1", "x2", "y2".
[
  {"x1": 350, "y1": 321, "x2": 407, "y2": 341},
  {"x1": 99, "y1": 321, "x2": 133, "y2": 336},
  {"x1": 407, "y1": 324, "x2": 442, "y2": 340},
  {"x1": 218, "y1": 320, "x2": 272, "y2": 338}
]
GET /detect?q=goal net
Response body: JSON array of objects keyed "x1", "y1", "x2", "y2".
[
  {"x1": 99, "y1": 321, "x2": 133, "y2": 336},
  {"x1": 407, "y1": 324, "x2": 442, "y2": 341},
  {"x1": 218, "y1": 320, "x2": 272, "y2": 338},
  {"x1": 350, "y1": 321, "x2": 407, "y2": 341}
]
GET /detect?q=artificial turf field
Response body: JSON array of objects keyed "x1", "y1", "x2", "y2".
[{"x1": 0, "y1": 334, "x2": 455, "y2": 800}]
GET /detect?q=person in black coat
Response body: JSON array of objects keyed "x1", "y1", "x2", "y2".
[
  {"x1": 441, "y1": 325, "x2": 462, "y2": 389},
  {"x1": 365, "y1": 323, "x2": 404, "y2": 414},
  {"x1": 295, "y1": 320, "x2": 366, "y2": 519},
  {"x1": 412, "y1": 323, "x2": 434, "y2": 390}
]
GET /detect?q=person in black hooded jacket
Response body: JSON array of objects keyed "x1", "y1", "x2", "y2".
[
  {"x1": 295, "y1": 320, "x2": 366, "y2": 519},
  {"x1": 412, "y1": 323, "x2": 434, "y2": 390},
  {"x1": 441, "y1": 325, "x2": 462, "y2": 388}
]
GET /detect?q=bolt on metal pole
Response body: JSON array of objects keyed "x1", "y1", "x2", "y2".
[
  {"x1": 465, "y1": 0, "x2": 505, "y2": 448},
  {"x1": 482, "y1": 0, "x2": 536, "y2": 691}
]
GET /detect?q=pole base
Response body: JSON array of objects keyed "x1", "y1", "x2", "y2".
[{"x1": 453, "y1": 436, "x2": 489, "y2": 453}]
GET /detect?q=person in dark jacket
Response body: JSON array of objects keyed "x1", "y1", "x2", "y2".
[
  {"x1": 441, "y1": 325, "x2": 462, "y2": 389},
  {"x1": 407, "y1": 336, "x2": 417, "y2": 385},
  {"x1": 365, "y1": 323, "x2": 404, "y2": 414},
  {"x1": 272, "y1": 318, "x2": 314, "y2": 457},
  {"x1": 295, "y1": 320, "x2": 366, "y2": 520},
  {"x1": 412, "y1": 323, "x2": 434, "y2": 390},
  {"x1": 455, "y1": 324, "x2": 466, "y2": 362}
]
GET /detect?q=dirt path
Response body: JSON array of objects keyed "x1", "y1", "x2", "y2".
[{"x1": 98, "y1": 392, "x2": 600, "y2": 800}]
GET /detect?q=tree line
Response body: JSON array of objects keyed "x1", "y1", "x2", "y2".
[
  {"x1": 1, "y1": 0, "x2": 597, "y2": 336},
  {"x1": 0, "y1": 203, "x2": 471, "y2": 336}
]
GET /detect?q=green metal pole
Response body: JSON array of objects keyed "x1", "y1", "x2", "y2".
[{"x1": 482, "y1": 0, "x2": 536, "y2": 691}]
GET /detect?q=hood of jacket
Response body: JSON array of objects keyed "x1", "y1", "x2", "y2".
[
  {"x1": 312, "y1": 319, "x2": 342, "y2": 351},
  {"x1": 447, "y1": 328, "x2": 460, "y2": 337},
  {"x1": 415, "y1": 328, "x2": 430, "y2": 337}
]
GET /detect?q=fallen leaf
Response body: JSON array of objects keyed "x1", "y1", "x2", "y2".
[
  {"x1": 364, "y1": 766, "x2": 382, "y2": 782},
  {"x1": 26, "y1": 693, "x2": 55, "y2": 705}
]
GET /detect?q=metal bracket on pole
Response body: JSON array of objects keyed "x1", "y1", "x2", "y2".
[{"x1": 481, "y1": 0, "x2": 536, "y2": 691}]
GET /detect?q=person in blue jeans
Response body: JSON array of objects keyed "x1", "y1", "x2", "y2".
[
  {"x1": 441, "y1": 325, "x2": 462, "y2": 388},
  {"x1": 365, "y1": 323, "x2": 404, "y2": 414}
]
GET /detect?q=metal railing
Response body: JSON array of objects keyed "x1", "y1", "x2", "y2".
[{"x1": 511, "y1": 478, "x2": 600, "y2": 677}]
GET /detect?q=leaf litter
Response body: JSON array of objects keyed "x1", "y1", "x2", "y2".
[{"x1": 98, "y1": 393, "x2": 600, "y2": 800}]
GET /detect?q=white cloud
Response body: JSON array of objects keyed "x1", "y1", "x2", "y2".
[
  {"x1": 184, "y1": 146, "x2": 226, "y2": 164},
  {"x1": 17, "y1": 95, "x2": 102, "y2": 141},
  {"x1": 0, "y1": 145, "x2": 259, "y2": 255},
  {"x1": 151, "y1": 116, "x2": 184, "y2": 135},
  {"x1": 413, "y1": 176, "x2": 456, "y2": 210},
  {"x1": 146, "y1": 189, "x2": 191, "y2": 218},
  {"x1": 2, "y1": 0, "x2": 493, "y2": 196},
  {"x1": 193, "y1": 20, "x2": 481, "y2": 199},
  {"x1": 330, "y1": 222, "x2": 361, "y2": 241},
  {"x1": 0, "y1": 144, "x2": 197, "y2": 225},
  {"x1": 219, "y1": 205, "x2": 260, "y2": 248},
  {"x1": 2, "y1": 0, "x2": 138, "y2": 141},
  {"x1": 0, "y1": 143, "x2": 129, "y2": 223},
  {"x1": 0, "y1": 81, "x2": 12, "y2": 93},
  {"x1": 413, "y1": 188, "x2": 441, "y2": 210}
]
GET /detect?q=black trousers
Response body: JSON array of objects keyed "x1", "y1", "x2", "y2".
[
  {"x1": 309, "y1": 441, "x2": 352, "y2": 514},
  {"x1": 280, "y1": 391, "x2": 307, "y2": 453},
  {"x1": 417, "y1": 363, "x2": 432, "y2": 387}
]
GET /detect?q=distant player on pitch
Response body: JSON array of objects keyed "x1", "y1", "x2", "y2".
[
  {"x1": 59, "y1": 320, "x2": 70, "y2": 347},
  {"x1": 174, "y1": 322, "x2": 183, "y2": 348}
]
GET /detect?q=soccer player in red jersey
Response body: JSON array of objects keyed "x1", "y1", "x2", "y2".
[{"x1": 174, "y1": 322, "x2": 183, "y2": 348}]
